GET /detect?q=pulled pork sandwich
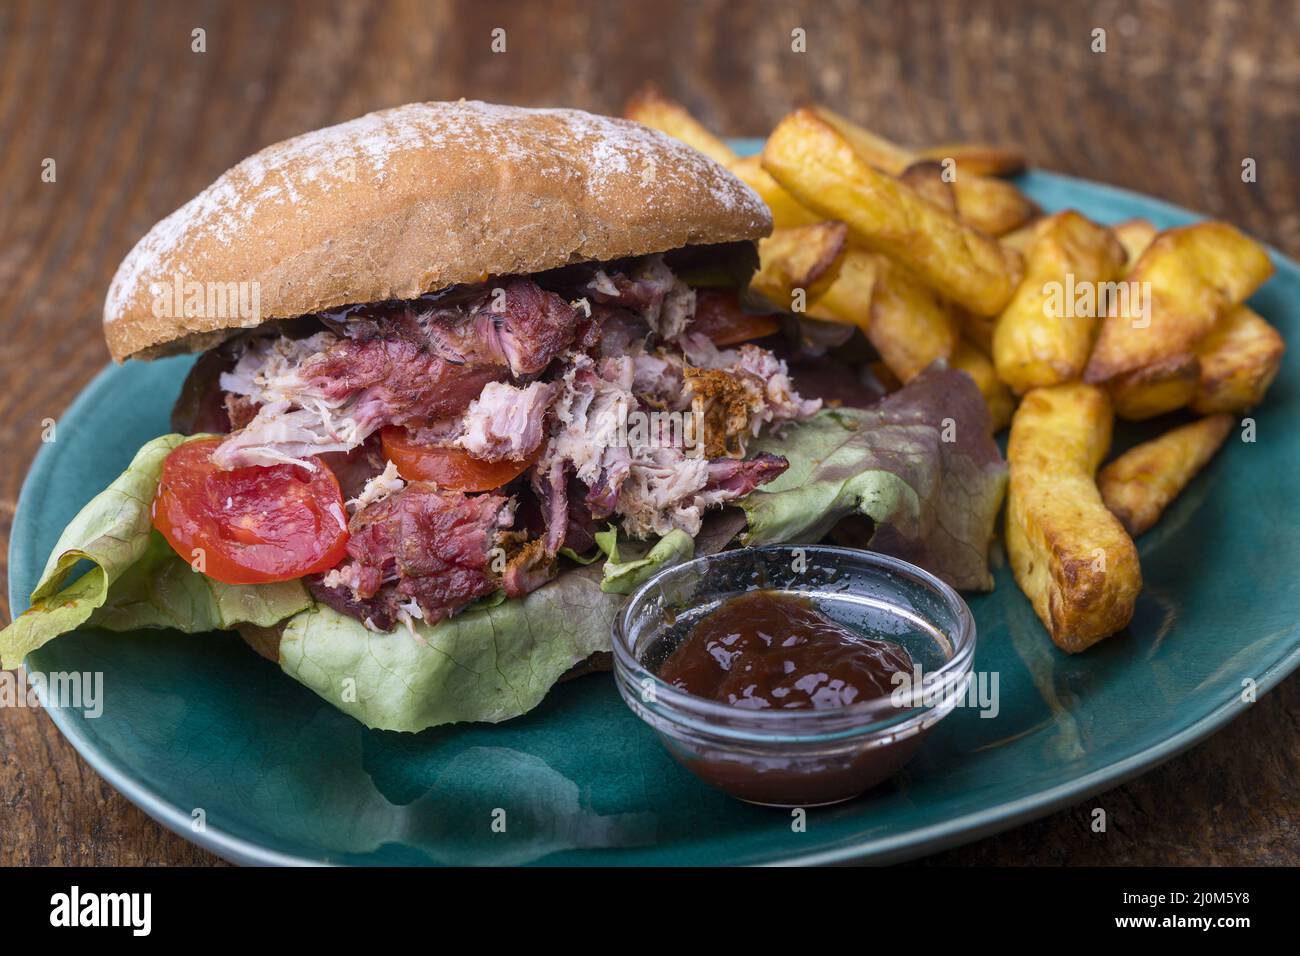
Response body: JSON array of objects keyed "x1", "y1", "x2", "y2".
[
  {"x1": 3, "y1": 102, "x2": 1008, "y2": 732},
  {"x1": 124, "y1": 101, "x2": 810, "y2": 633}
]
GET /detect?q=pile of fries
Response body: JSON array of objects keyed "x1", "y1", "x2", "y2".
[{"x1": 626, "y1": 87, "x2": 1284, "y2": 653}]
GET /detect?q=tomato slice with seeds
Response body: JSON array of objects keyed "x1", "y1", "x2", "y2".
[
  {"x1": 692, "y1": 289, "x2": 781, "y2": 346},
  {"x1": 151, "y1": 437, "x2": 350, "y2": 585},
  {"x1": 380, "y1": 427, "x2": 540, "y2": 492}
]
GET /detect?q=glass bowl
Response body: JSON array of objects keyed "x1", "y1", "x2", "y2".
[{"x1": 612, "y1": 545, "x2": 977, "y2": 807}]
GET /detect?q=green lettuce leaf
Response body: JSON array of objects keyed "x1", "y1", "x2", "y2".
[
  {"x1": 90, "y1": 531, "x2": 311, "y2": 632},
  {"x1": 595, "y1": 527, "x2": 695, "y2": 594},
  {"x1": 0, "y1": 434, "x2": 311, "y2": 668},
  {"x1": 739, "y1": 364, "x2": 1008, "y2": 591},
  {"x1": 276, "y1": 564, "x2": 622, "y2": 731}
]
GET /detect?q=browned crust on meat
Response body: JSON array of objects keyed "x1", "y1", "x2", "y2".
[{"x1": 105, "y1": 100, "x2": 771, "y2": 362}]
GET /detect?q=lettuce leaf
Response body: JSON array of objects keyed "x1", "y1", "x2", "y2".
[
  {"x1": 90, "y1": 531, "x2": 311, "y2": 632},
  {"x1": 594, "y1": 527, "x2": 695, "y2": 594},
  {"x1": 0, "y1": 434, "x2": 311, "y2": 668},
  {"x1": 739, "y1": 365, "x2": 1007, "y2": 591},
  {"x1": 276, "y1": 564, "x2": 622, "y2": 731}
]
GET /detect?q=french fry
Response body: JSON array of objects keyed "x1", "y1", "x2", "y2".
[
  {"x1": 950, "y1": 338, "x2": 1015, "y2": 431},
  {"x1": 1102, "y1": 222, "x2": 1279, "y2": 419},
  {"x1": 806, "y1": 246, "x2": 878, "y2": 324},
  {"x1": 1191, "y1": 304, "x2": 1286, "y2": 413},
  {"x1": 728, "y1": 155, "x2": 823, "y2": 228},
  {"x1": 750, "y1": 222, "x2": 848, "y2": 310},
  {"x1": 992, "y1": 210, "x2": 1126, "y2": 393},
  {"x1": 805, "y1": 247, "x2": 958, "y2": 385},
  {"x1": 623, "y1": 86, "x2": 738, "y2": 166},
  {"x1": 1000, "y1": 219, "x2": 1043, "y2": 256},
  {"x1": 1111, "y1": 218, "x2": 1158, "y2": 270},
  {"x1": 805, "y1": 248, "x2": 958, "y2": 384},
  {"x1": 811, "y1": 106, "x2": 1037, "y2": 236},
  {"x1": 1005, "y1": 384, "x2": 1141, "y2": 653},
  {"x1": 808, "y1": 105, "x2": 915, "y2": 171},
  {"x1": 898, "y1": 161, "x2": 957, "y2": 212},
  {"x1": 1084, "y1": 222, "x2": 1274, "y2": 396},
  {"x1": 1109, "y1": 358, "x2": 1202, "y2": 420},
  {"x1": 1098, "y1": 414, "x2": 1235, "y2": 536},
  {"x1": 917, "y1": 141, "x2": 1028, "y2": 177},
  {"x1": 949, "y1": 173, "x2": 1040, "y2": 237},
  {"x1": 956, "y1": 306, "x2": 997, "y2": 355},
  {"x1": 1102, "y1": 218, "x2": 1194, "y2": 418},
  {"x1": 621, "y1": 89, "x2": 825, "y2": 230},
  {"x1": 865, "y1": 257, "x2": 960, "y2": 381},
  {"x1": 762, "y1": 109, "x2": 1020, "y2": 315}
]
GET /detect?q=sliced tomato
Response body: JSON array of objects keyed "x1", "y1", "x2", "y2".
[
  {"x1": 692, "y1": 289, "x2": 781, "y2": 346},
  {"x1": 380, "y1": 427, "x2": 540, "y2": 492},
  {"x1": 151, "y1": 437, "x2": 350, "y2": 585}
]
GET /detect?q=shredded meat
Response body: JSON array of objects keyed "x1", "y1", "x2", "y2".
[
  {"x1": 585, "y1": 255, "x2": 693, "y2": 338},
  {"x1": 683, "y1": 367, "x2": 765, "y2": 458},
  {"x1": 502, "y1": 538, "x2": 557, "y2": 598},
  {"x1": 322, "y1": 483, "x2": 513, "y2": 627},
  {"x1": 211, "y1": 279, "x2": 579, "y2": 469},
  {"x1": 458, "y1": 381, "x2": 556, "y2": 462},
  {"x1": 306, "y1": 321, "x2": 506, "y2": 423},
  {"x1": 705, "y1": 453, "x2": 789, "y2": 496},
  {"x1": 316, "y1": 436, "x2": 386, "y2": 502},
  {"x1": 538, "y1": 349, "x2": 805, "y2": 539},
  {"x1": 528, "y1": 459, "x2": 602, "y2": 556},
  {"x1": 306, "y1": 576, "x2": 397, "y2": 632},
  {"x1": 179, "y1": 252, "x2": 818, "y2": 632}
]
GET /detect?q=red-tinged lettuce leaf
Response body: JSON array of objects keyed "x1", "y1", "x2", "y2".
[{"x1": 738, "y1": 364, "x2": 1008, "y2": 591}]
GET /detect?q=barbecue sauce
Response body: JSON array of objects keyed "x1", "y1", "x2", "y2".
[{"x1": 658, "y1": 591, "x2": 914, "y2": 710}]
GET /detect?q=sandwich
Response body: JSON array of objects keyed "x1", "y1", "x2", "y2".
[{"x1": 1, "y1": 101, "x2": 1008, "y2": 731}]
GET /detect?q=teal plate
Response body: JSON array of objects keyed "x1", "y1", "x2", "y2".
[{"x1": 11, "y1": 158, "x2": 1300, "y2": 866}]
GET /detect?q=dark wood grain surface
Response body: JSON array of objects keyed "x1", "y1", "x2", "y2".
[{"x1": 1, "y1": 0, "x2": 1297, "y2": 866}]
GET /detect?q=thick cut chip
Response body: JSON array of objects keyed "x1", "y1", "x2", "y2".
[
  {"x1": 950, "y1": 338, "x2": 1015, "y2": 432},
  {"x1": 1084, "y1": 222, "x2": 1274, "y2": 419},
  {"x1": 811, "y1": 106, "x2": 1036, "y2": 236},
  {"x1": 1098, "y1": 414, "x2": 1234, "y2": 536},
  {"x1": 866, "y1": 257, "x2": 960, "y2": 382},
  {"x1": 751, "y1": 222, "x2": 849, "y2": 310},
  {"x1": 992, "y1": 211, "x2": 1126, "y2": 393},
  {"x1": 917, "y1": 141, "x2": 1027, "y2": 177},
  {"x1": 1005, "y1": 383, "x2": 1141, "y2": 653},
  {"x1": 1191, "y1": 304, "x2": 1286, "y2": 414},
  {"x1": 762, "y1": 109, "x2": 1020, "y2": 315}
]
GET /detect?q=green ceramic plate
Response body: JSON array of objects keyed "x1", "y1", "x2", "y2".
[{"x1": 11, "y1": 156, "x2": 1300, "y2": 865}]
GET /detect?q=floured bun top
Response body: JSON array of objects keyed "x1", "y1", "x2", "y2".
[{"x1": 104, "y1": 100, "x2": 771, "y2": 361}]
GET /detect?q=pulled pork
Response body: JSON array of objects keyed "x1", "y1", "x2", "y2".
[
  {"x1": 213, "y1": 279, "x2": 579, "y2": 469},
  {"x1": 314, "y1": 482, "x2": 514, "y2": 632},
  {"x1": 177, "y1": 251, "x2": 819, "y2": 631}
]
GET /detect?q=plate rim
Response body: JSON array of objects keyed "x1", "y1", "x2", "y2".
[{"x1": 10, "y1": 167, "x2": 1300, "y2": 867}]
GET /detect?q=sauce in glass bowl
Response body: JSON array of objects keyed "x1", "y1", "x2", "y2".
[
  {"x1": 658, "y1": 591, "x2": 914, "y2": 711},
  {"x1": 613, "y1": 546, "x2": 976, "y2": 807}
]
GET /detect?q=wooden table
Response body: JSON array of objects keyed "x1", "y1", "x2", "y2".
[{"x1": 2, "y1": 0, "x2": 1296, "y2": 866}]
